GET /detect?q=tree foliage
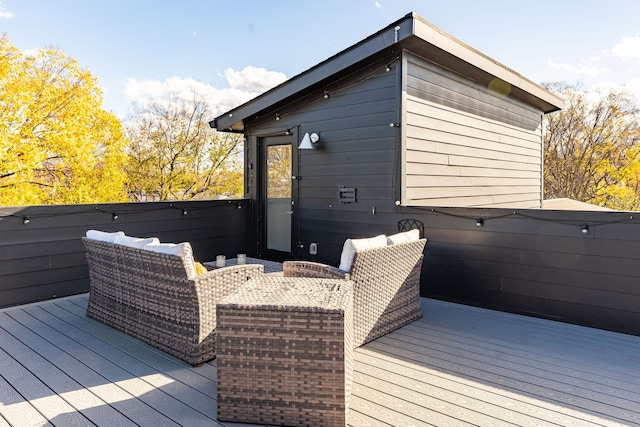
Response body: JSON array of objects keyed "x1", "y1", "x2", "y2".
[
  {"x1": 544, "y1": 83, "x2": 640, "y2": 210},
  {"x1": 266, "y1": 145, "x2": 291, "y2": 199},
  {"x1": 0, "y1": 35, "x2": 128, "y2": 206},
  {"x1": 125, "y1": 91, "x2": 244, "y2": 201}
]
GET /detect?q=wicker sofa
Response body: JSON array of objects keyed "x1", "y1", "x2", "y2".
[
  {"x1": 82, "y1": 232, "x2": 263, "y2": 365},
  {"x1": 283, "y1": 235, "x2": 426, "y2": 348}
]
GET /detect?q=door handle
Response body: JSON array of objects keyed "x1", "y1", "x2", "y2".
[{"x1": 286, "y1": 211, "x2": 294, "y2": 214}]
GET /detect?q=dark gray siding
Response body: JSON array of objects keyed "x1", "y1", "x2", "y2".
[
  {"x1": 402, "y1": 53, "x2": 544, "y2": 208},
  {"x1": 244, "y1": 57, "x2": 402, "y2": 257},
  {"x1": 0, "y1": 200, "x2": 250, "y2": 309}
]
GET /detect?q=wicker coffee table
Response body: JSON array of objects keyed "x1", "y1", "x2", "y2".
[
  {"x1": 216, "y1": 276, "x2": 354, "y2": 427},
  {"x1": 204, "y1": 256, "x2": 283, "y2": 274}
]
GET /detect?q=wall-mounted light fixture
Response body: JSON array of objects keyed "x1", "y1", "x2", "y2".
[
  {"x1": 476, "y1": 218, "x2": 484, "y2": 227},
  {"x1": 581, "y1": 224, "x2": 589, "y2": 235},
  {"x1": 299, "y1": 132, "x2": 320, "y2": 150}
]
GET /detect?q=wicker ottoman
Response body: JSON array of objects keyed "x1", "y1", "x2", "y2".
[{"x1": 216, "y1": 276, "x2": 354, "y2": 427}]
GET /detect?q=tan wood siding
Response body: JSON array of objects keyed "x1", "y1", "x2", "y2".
[{"x1": 403, "y1": 53, "x2": 544, "y2": 208}]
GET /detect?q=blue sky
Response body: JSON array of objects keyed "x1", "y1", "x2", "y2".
[{"x1": 2, "y1": 0, "x2": 640, "y2": 118}]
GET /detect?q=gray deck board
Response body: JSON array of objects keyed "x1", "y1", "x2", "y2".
[
  {"x1": 0, "y1": 312, "x2": 134, "y2": 426},
  {"x1": 22, "y1": 299, "x2": 218, "y2": 427},
  {"x1": 1, "y1": 295, "x2": 639, "y2": 426},
  {"x1": 3, "y1": 308, "x2": 178, "y2": 427}
]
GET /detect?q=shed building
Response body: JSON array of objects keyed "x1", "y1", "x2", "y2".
[{"x1": 210, "y1": 12, "x2": 563, "y2": 263}]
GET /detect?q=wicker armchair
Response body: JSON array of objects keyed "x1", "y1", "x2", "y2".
[
  {"x1": 83, "y1": 237, "x2": 263, "y2": 365},
  {"x1": 283, "y1": 238, "x2": 426, "y2": 347}
]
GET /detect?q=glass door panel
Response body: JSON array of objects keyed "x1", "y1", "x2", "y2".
[{"x1": 266, "y1": 144, "x2": 292, "y2": 253}]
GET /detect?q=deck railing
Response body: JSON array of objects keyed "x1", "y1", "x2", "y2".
[
  {"x1": 2, "y1": 200, "x2": 640, "y2": 337},
  {"x1": 0, "y1": 199, "x2": 250, "y2": 309},
  {"x1": 397, "y1": 206, "x2": 640, "y2": 337},
  {"x1": 298, "y1": 205, "x2": 640, "y2": 337}
]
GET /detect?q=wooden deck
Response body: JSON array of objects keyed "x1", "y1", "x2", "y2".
[{"x1": 1, "y1": 296, "x2": 639, "y2": 427}]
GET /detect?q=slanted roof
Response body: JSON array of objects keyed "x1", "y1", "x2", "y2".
[
  {"x1": 210, "y1": 12, "x2": 563, "y2": 132},
  {"x1": 542, "y1": 198, "x2": 615, "y2": 211}
]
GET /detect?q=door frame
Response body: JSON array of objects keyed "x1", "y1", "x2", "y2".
[{"x1": 255, "y1": 132, "x2": 299, "y2": 261}]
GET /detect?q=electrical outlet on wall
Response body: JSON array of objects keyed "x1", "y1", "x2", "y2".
[{"x1": 309, "y1": 243, "x2": 318, "y2": 255}]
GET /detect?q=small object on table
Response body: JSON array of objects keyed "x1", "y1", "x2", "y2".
[
  {"x1": 216, "y1": 255, "x2": 225, "y2": 267},
  {"x1": 236, "y1": 253, "x2": 246, "y2": 264},
  {"x1": 216, "y1": 276, "x2": 354, "y2": 427}
]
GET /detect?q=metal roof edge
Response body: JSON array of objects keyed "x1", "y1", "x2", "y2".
[
  {"x1": 210, "y1": 12, "x2": 563, "y2": 131},
  {"x1": 210, "y1": 13, "x2": 415, "y2": 131},
  {"x1": 410, "y1": 14, "x2": 563, "y2": 113}
]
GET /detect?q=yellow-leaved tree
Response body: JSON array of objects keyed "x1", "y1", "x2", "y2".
[
  {"x1": 544, "y1": 83, "x2": 640, "y2": 210},
  {"x1": 0, "y1": 35, "x2": 128, "y2": 206},
  {"x1": 125, "y1": 90, "x2": 244, "y2": 201}
]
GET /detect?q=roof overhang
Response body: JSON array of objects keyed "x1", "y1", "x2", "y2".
[{"x1": 210, "y1": 12, "x2": 563, "y2": 132}]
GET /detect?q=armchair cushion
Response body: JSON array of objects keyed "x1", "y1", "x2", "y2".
[
  {"x1": 338, "y1": 234, "x2": 387, "y2": 272},
  {"x1": 86, "y1": 229, "x2": 125, "y2": 242},
  {"x1": 387, "y1": 229, "x2": 420, "y2": 245}
]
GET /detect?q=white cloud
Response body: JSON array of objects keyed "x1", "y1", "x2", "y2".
[
  {"x1": 124, "y1": 67, "x2": 287, "y2": 118},
  {"x1": 611, "y1": 34, "x2": 640, "y2": 61},
  {"x1": 0, "y1": 2, "x2": 13, "y2": 18},
  {"x1": 580, "y1": 80, "x2": 640, "y2": 106},
  {"x1": 547, "y1": 59, "x2": 608, "y2": 77},
  {"x1": 593, "y1": 81, "x2": 624, "y2": 93},
  {"x1": 622, "y1": 78, "x2": 640, "y2": 105},
  {"x1": 223, "y1": 66, "x2": 286, "y2": 92},
  {"x1": 125, "y1": 77, "x2": 239, "y2": 116},
  {"x1": 22, "y1": 48, "x2": 41, "y2": 57},
  {"x1": 375, "y1": 1, "x2": 382, "y2": 8}
]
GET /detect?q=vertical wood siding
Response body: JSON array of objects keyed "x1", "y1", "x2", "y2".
[
  {"x1": 0, "y1": 200, "x2": 250, "y2": 309},
  {"x1": 403, "y1": 53, "x2": 544, "y2": 208}
]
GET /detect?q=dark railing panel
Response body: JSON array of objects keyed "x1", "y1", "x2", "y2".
[
  {"x1": 409, "y1": 208, "x2": 640, "y2": 336},
  {"x1": 297, "y1": 206, "x2": 640, "y2": 337},
  {"x1": 0, "y1": 200, "x2": 250, "y2": 309},
  {"x1": 3, "y1": 200, "x2": 640, "y2": 337}
]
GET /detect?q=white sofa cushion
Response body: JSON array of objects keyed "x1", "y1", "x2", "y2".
[
  {"x1": 145, "y1": 242, "x2": 187, "y2": 256},
  {"x1": 144, "y1": 241, "x2": 197, "y2": 279},
  {"x1": 387, "y1": 229, "x2": 420, "y2": 245},
  {"x1": 86, "y1": 229, "x2": 125, "y2": 242},
  {"x1": 113, "y1": 235, "x2": 160, "y2": 248},
  {"x1": 86, "y1": 230, "x2": 197, "y2": 279},
  {"x1": 338, "y1": 234, "x2": 387, "y2": 272}
]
